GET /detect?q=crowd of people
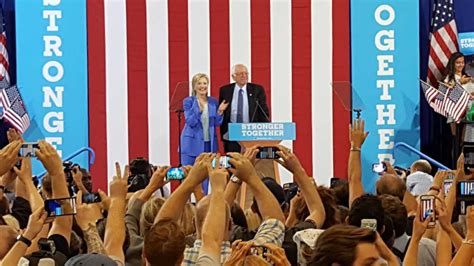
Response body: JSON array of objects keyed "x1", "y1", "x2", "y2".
[
  {"x1": 0, "y1": 117, "x2": 473, "y2": 265},
  {"x1": 1, "y1": 61, "x2": 474, "y2": 265}
]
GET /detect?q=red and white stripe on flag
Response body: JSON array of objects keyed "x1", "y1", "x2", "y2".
[
  {"x1": 86, "y1": 0, "x2": 351, "y2": 191},
  {"x1": 427, "y1": 20, "x2": 458, "y2": 86}
]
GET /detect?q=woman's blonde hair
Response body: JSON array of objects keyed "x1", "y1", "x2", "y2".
[
  {"x1": 191, "y1": 73, "x2": 209, "y2": 96},
  {"x1": 140, "y1": 197, "x2": 166, "y2": 237}
]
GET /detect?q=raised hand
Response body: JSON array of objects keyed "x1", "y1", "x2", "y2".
[
  {"x1": 243, "y1": 146, "x2": 259, "y2": 166},
  {"x1": 6, "y1": 128, "x2": 22, "y2": 143},
  {"x1": 186, "y1": 153, "x2": 214, "y2": 183},
  {"x1": 262, "y1": 243, "x2": 291, "y2": 266},
  {"x1": 109, "y1": 162, "x2": 129, "y2": 199},
  {"x1": 436, "y1": 198, "x2": 451, "y2": 232},
  {"x1": 349, "y1": 119, "x2": 369, "y2": 149},
  {"x1": 412, "y1": 201, "x2": 431, "y2": 240},
  {"x1": 223, "y1": 240, "x2": 253, "y2": 266},
  {"x1": 36, "y1": 140, "x2": 63, "y2": 176},
  {"x1": 218, "y1": 100, "x2": 229, "y2": 115},
  {"x1": 13, "y1": 157, "x2": 32, "y2": 184},
  {"x1": 148, "y1": 166, "x2": 170, "y2": 192},
  {"x1": 0, "y1": 140, "x2": 21, "y2": 176},
  {"x1": 227, "y1": 152, "x2": 258, "y2": 183},
  {"x1": 207, "y1": 155, "x2": 229, "y2": 192},
  {"x1": 275, "y1": 145, "x2": 306, "y2": 176},
  {"x1": 466, "y1": 206, "x2": 474, "y2": 240},
  {"x1": 75, "y1": 191, "x2": 103, "y2": 230},
  {"x1": 23, "y1": 207, "x2": 48, "y2": 241},
  {"x1": 455, "y1": 154, "x2": 472, "y2": 181}
]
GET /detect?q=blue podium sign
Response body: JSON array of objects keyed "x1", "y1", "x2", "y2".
[
  {"x1": 229, "y1": 123, "x2": 296, "y2": 141},
  {"x1": 459, "y1": 32, "x2": 474, "y2": 55}
]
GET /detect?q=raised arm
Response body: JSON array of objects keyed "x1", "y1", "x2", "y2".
[
  {"x1": 277, "y1": 146, "x2": 325, "y2": 228},
  {"x1": 450, "y1": 206, "x2": 474, "y2": 266},
  {"x1": 75, "y1": 191, "x2": 105, "y2": 254},
  {"x1": 157, "y1": 153, "x2": 213, "y2": 222},
  {"x1": 36, "y1": 140, "x2": 72, "y2": 244},
  {"x1": 14, "y1": 157, "x2": 43, "y2": 212},
  {"x1": 1, "y1": 207, "x2": 47, "y2": 265},
  {"x1": 72, "y1": 166, "x2": 89, "y2": 194},
  {"x1": 103, "y1": 163, "x2": 129, "y2": 263},
  {"x1": 224, "y1": 147, "x2": 258, "y2": 205},
  {"x1": 183, "y1": 97, "x2": 200, "y2": 128},
  {"x1": 228, "y1": 153, "x2": 285, "y2": 223},
  {"x1": 348, "y1": 119, "x2": 368, "y2": 208},
  {"x1": 404, "y1": 203, "x2": 430, "y2": 266},
  {"x1": 198, "y1": 156, "x2": 229, "y2": 261}
]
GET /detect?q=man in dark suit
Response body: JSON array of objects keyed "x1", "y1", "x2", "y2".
[{"x1": 219, "y1": 64, "x2": 270, "y2": 152}]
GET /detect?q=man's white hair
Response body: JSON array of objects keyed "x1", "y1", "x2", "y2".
[{"x1": 231, "y1": 64, "x2": 248, "y2": 76}]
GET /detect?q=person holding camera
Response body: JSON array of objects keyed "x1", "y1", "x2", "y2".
[{"x1": 180, "y1": 73, "x2": 228, "y2": 193}]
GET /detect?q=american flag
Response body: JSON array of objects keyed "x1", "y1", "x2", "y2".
[
  {"x1": 0, "y1": 85, "x2": 29, "y2": 133},
  {"x1": 421, "y1": 80, "x2": 439, "y2": 103},
  {"x1": 86, "y1": 0, "x2": 351, "y2": 190},
  {"x1": 427, "y1": 0, "x2": 458, "y2": 86},
  {"x1": 443, "y1": 83, "x2": 470, "y2": 123},
  {"x1": 0, "y1": 10, "x2": 9, "y2": 86},
  {"x1": 433, "y1": 82, "x2": 449, "y2": 116}
]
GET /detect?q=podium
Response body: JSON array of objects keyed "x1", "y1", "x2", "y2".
[{"x1": 228, "y1": 122, "x2": 296, "y2": 208}]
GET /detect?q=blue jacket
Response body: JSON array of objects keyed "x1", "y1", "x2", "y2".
[{"x1": 180, "y1": 96, "x2": 223, "y2": 156}]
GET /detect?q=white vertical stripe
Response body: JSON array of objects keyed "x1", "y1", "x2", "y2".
[
  {"x1": 270, "y1": 0, "x2": 293, "y2": 185},
  {"x1": 104, "y1": 0, "x2": 129, "y2": 182},
  {"x1": 188, "y1": 0, "x2": 211, "y2": 94},
  {"x1": 312, "y1": 0, "x2": 333, "y2": 185},
  {"x1": 146, "y1": 0, "x2": 170, "y2": 166},
  {"x1": 229, "y1": 0, "x2": 251, "y2": 81}
]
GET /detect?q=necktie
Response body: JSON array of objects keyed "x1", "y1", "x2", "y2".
[{"x1": 237, "y1": 89, "x2": 244, "y2": 123}]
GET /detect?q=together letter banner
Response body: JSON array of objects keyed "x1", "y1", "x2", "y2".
[
  {"x1": 15, "y1": 0, "x2": 89, "y2": 172},
  {"x1": 351, "y1": 0, "x2": 420, "y2": 193}
]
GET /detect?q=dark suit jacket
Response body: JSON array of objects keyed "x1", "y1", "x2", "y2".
[{"x1": 218, "y1": 82, "x2": 270, "y2": 138}]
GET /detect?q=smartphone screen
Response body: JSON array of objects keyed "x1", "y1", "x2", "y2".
[
  {"x1": 463, "y1": 145, "x2": 474, "y2": 173},
  {"x1": 20, "y1": 142, "x2": 39, "y2": 157},
  {"x1": 372, "y1": 162, "x2": 386, "y2": 173},
  {"x1": 444, "y1": 180, "x2": 454, "y2": 195},
  {"x1": 420, "y1": 195, "x2": 436, "y2": 226},
  {"x1": 44, "y1": 197, "x2": 77, "y2": 217},
  {"x1": 82, "y1": 192, "x2": 101, "y2": 204},
  {"x1": 166, "y1": 167, "x2": 185, "y2": 181},
  {"x1": 361, "y1": 218, "x2": 377, "y2": 231},
  {"x1": 256, "y1": 147, "x2": 280, "y2": 159},
  {"x1": 212, "y1": 156, "x2": 232, "y2": 169},
  {"x1": 459, "y1": 181, "x2": 474, "y2": 196}
]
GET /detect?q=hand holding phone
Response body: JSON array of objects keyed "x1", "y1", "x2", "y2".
[
  {"x1": 420, "y1": 195, "x2": 436, "y2": 227},
  {"x1": 166, "y1": 167, "x2": 185, "y2": 181},
  {"x1": 44, "y1": 197, "x2": 77, "y2": 217},
  {"x1": 256, "y1": 146, "x2": 280, "y2": 159},
  {"x1": 212, "y1": 156, "x2": 232, "y2": 169},
  {"x1": 372, "y1": 162, "x2": 387, "y2": 173},
  {"x1": 82, "y1": 192, "x2": 102, "y2": 204},
  {"x1": 20, "y1": 142, "x2": 39, "y2": 157}
]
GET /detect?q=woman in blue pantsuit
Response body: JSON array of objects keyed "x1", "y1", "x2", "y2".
[{"x1": 180, "y1": 73, "x2": 228, "y2": 194}]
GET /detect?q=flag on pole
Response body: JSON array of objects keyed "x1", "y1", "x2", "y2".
[
  {"x1": 427, "y1": 0, "x2": 458, "y2": 86},
  {"x1": 0, "y1": 85, "x2": 29, "y2": 133},
  {"x1": 443, "y1": 82, "x2": 470, "y2": 123},
  {"x1": 421, "y1": 80, "x2": 439, "y2": 103}
]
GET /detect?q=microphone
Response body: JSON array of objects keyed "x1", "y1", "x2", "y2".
[{"x1": 251, "y1": 99, "x2": 270, "y2": 122}]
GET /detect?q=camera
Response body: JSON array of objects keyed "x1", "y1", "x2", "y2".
[{"x1": 63, "y1": 161, "x2": 80, "y2": 194}]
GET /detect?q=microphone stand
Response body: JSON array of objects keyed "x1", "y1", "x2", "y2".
[
  {"x1": 176, "y1": 109, "x2": 184, "y2": 167},
  {"x1": 251, "y1": 100, "x2": 270, "y2": 122}
]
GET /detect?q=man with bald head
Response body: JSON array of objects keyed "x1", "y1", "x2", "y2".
[
  {"x1": 406, "y1": 160, "x2": 433, "y2": 196},
  {"x1": 219, "y1": 64, "x2": 270, "y2": 152}
]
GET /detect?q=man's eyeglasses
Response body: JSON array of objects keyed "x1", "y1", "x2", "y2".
[{"x1": 234, "y1": 72, "x2": 248, "y2": 77}]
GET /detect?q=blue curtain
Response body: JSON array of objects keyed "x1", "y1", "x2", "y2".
[{"x1": 419, "y1": 0, "x2": 474, "y2": 169}]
